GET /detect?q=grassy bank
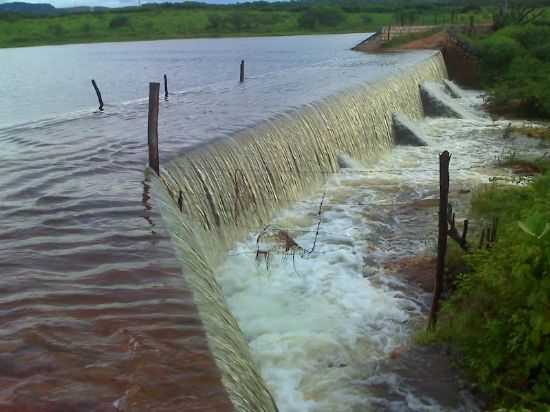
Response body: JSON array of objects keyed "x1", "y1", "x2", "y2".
[
  {"x1": 0, "y1": 8, "x2": 376, "y2": 48},
  {"x1": 0, "y1": 2, "x2": 492, "y2": 48},
  {"x1": 433, "y1": 167, "x2": 550, "y2": 410},
  {"x1": 469, "y1": 23, "x2": 550, "y2": 119}
]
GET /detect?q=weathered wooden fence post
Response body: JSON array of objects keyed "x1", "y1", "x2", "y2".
[
  {"x1": 240, "y1": 60, "x2": 245, "y2": 83},
  {"x1": 177, "y1": 190, "x2": 183, "y2": 212},
  {"x1": 428, "y1": 150, "x2": 451, "y2": 330},
  {"x1": 148, "y1": 82, "x2": 160, "y2": 175},
  {"x1": 163, "y1": 74, "x2": 168, "y2": 100},
  {"x1": 91, "y1": 79, "x2": 104, "y2": 111}
]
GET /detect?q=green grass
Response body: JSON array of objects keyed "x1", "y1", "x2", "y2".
[
  {"x1": 0, "y1": 8, "x2": 384, "y2": 48},
  {"x1": 0, "y1": 4, "x2": 494, "y2": 49},
  {"x1": 431, "y1": 172, "x2": 550, "y2": 409},
  {"x1": 512, "y1": 126, "x2": 550, "y2": 141},
  {"x1": 469, "y1": 23, "x2": 550, "y2": 119}
]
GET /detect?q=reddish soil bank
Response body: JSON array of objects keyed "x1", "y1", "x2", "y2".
[
  {"x1": 387, "y1": 31, "x2": 452, "y2": 51},
  {"x1": 355, "y1": 30, "x2": 482, "y2": 88},
  {"x1": 384, "y1": 256, "x2": 436, "y2": 293}
]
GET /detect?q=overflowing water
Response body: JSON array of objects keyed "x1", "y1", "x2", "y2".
[
  {"x1": 215, "y1": 113, "x2": 518, "y2": 412},
  {"x1": 214, "y1": 101, "x2": 548, "y2": 411},
  {"x1": 153, "y1": 52, "x2": 449, "y2": 411},
  {"x1": 154, "y1": 54, "x2": 550, "y2": 411}
]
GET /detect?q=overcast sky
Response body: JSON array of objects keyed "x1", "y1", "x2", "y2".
[{"x1": 1, "y1": 0, "x2": 236, "y2": 8}]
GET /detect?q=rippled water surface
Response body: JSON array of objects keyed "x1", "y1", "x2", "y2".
[{"x1": 0, "y1": 34, "x2": 440, "y2": 411}]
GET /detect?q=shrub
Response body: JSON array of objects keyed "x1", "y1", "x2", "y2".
[
  {"x1": 437, "y1": 175, "x2": 550, "y2": 409},
  {"x1": 394, "y1": 10, "x2": 419, "y2": 26},
  {"x1": 298, "y1": 5, "x2": 345, "y2": 30},
  {"x1": 230, "y1": 11, "x2": 254, "y2": 31},
  {"x1": 361, "y1": 14, "x2": 372, "y2": 25},
  {"x1": 48, "y1": 23, "x2": 65, "y2": 37},
  {"x1": 80, "y1": 22, "x2": 92, "y2": 33},
  {"x1": 477, "y1": 34, "x2": 525, "y2": 82},
  {"x1": 477, "y1": 25, "x2": 550, "y2": 118},
  {"x1": 109, "y1": 15, "x2": 130, "y2": 29},
  {"x1": 298, "y1": 10, "x2": 316, "y2": 29},
  {"x1": 255, "y1": 12, "x2": 284, "y2": 26},
  {"x1": 500, "y1": 24, "x2": 550, "y2": 51},
  {"x1": 533, "y1": 43, "x2": 550, "y2": 63},
  {"x1": 487, "y1": 55, "x2": 550, "y2": 117},
  {"x1": 206, "y1": 14, "x2": 226, "y2": 32}
]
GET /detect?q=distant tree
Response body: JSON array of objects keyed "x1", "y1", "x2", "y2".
[
  {"x1": 80, "y1": 22, "x2": 92, "y2": 33},
  {"x1": 255, "y1": 12, "x2": 284, "y2": 26},
  {"x1": 361, "y1": 14, "x2": 372, "y2": 25},
  {"x1": 298, "y1": 5, "x2": 345, "y2": 29},
  {"x1": 339, "y1": 0, "x2": 361, "y2": 13},
  {"x1": 394, "y1": 10, "x2": 417, "y2": 26},
  {"x1": 460, "y1": 3, "x2": 482, "y2": 14},
  {"x1": 230, "y1": 11, "x2": 254, "y2": 31},
  {"x1": 206, "y1": 14, "x2": 226, "y2": 32},
  {"x1": 298, "y1": 10, "x2": 317, "y2": 29},
  {"x1": 109, "y1": 15, "x2": 130, "y2": 29},
  {"x1": 48, "y1": 23, "x2": 65, "y2": 36},
  {"x1": 494, "y1": 0, "x2": 549, "y2": 28}
]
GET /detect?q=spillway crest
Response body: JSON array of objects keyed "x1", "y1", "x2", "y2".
[{"x1": 152, "y1": 52, "x2": 448, "y2": 412}]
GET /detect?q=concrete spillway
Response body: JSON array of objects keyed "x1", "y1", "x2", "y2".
[{"x1": 152, "y1": 52, "x2": 448, "y2": 412}]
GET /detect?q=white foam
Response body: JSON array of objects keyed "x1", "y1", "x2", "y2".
[
  {"x1": 219, "y1": 192, "x2": 421, "y2": 411},
  {"x1": 215, "y1": 88, "x2": 550, "y2": 411}
]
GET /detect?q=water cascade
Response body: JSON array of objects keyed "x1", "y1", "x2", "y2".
[
  {"x1": 392, "y1": 113, "x2": 428, "y2": 146},
  {"x1": 420, "y1": 80, "x2": 475, "y2": 119},
  {"x1": 443, "y1": 79, "x2": 464, "y2": 99},
  {"x1": 152, "y1": 52, "x2": 448, "y2": 412}
]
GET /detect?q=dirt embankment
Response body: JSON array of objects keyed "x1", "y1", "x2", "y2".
[
  {"x1": 387, "y1": 31, "x2": 451, "y2": 51},
  {"x1": 384, "y1": 256, "x2": 436, "y2": 293},
  {"x1": 354, "y1": 30, "x2": 482, "y2": 88}
]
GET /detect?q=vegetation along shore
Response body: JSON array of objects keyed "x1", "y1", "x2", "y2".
[
  {"x1": 368, "y1": 3, "x2": 550, "y2": 410},
  {"x1": 0, "y1": 0, "x2": 497, "y2": 48}
]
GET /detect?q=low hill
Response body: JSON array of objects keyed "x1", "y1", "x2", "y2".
[{"x1": 0, "y1": 2, "x2": 56, "y2": 15}]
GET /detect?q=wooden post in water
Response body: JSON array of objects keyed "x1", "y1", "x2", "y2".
[
  {"x1": 177, "y1": 190, "x2": 183, "y2": 212},
  {"x1": 428, "y1": 151, "x2": 451, "y2": 330},
  {"x1": 148, "y1": 82, "x2": 160, "y2": 175},
  {"x1": 91, "y1": 79, "x2": 104, "y2": 111},
  {"x1": 163, "y1": 74, "x2": 168, "y2": 100},
  {"x1": 240, "y1": 60, "x2": 245, "y2": 83}
]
